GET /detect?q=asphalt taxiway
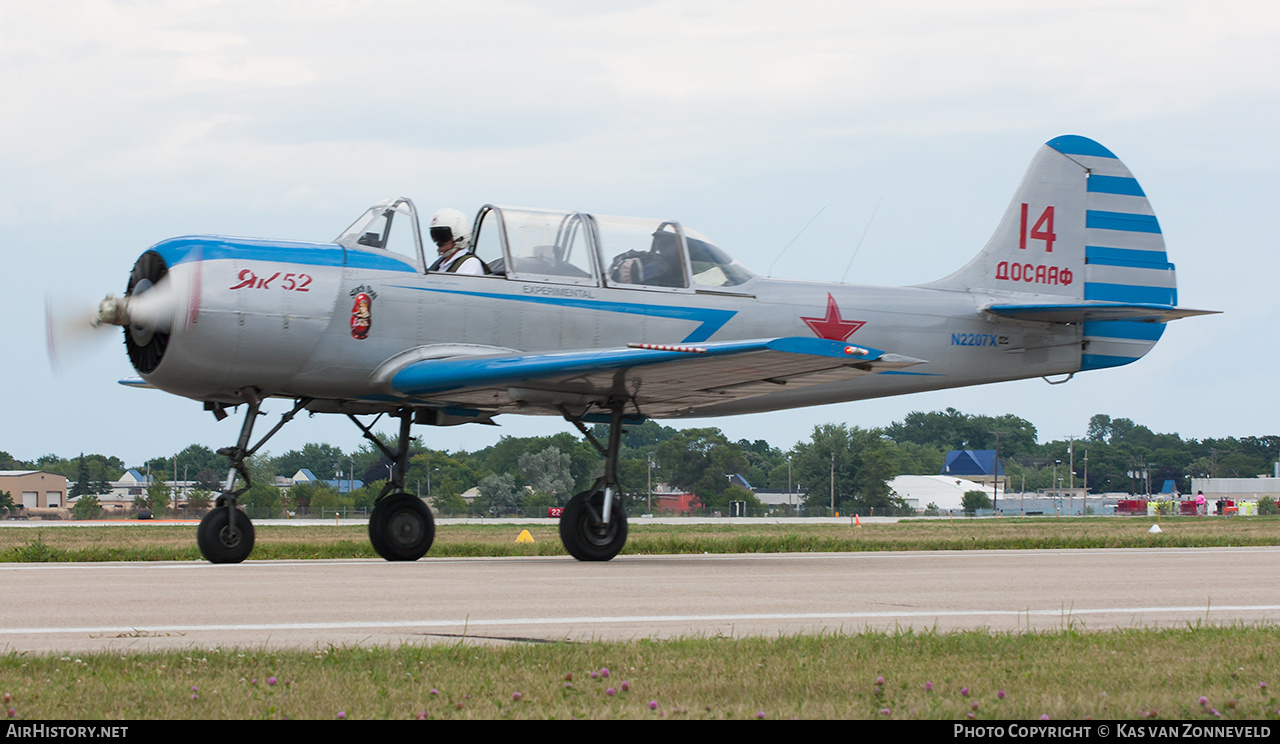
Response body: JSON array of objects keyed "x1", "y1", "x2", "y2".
[{"x1": 2, "y1": 547, "x2": 1277, "y2": 653}]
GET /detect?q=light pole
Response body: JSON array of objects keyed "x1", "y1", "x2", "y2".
[
  {"x1": 830, "y1": 451, "x2": 835, "y2": 517},
  {"x1": 646, "y1": 452, "x2": 654, "y2": 513},
  {"x1": 989, "y1": 430, "x2": 1004, "y2": 514},
  {"x1": 787, "y1": 454, "x2": 793, "y2": 510}
]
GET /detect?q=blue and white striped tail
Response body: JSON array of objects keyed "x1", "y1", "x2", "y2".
[
  {"x1": 1049, "y1": 136, "x2": 1175, "y2": 370},
  {"x1": 926, "y1": 134, "x2": 1205, "y2": 372}
]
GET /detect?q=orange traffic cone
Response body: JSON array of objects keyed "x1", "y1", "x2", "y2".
[{"x1": 855, "y1": 514, "x2": 862, "y2": 527}]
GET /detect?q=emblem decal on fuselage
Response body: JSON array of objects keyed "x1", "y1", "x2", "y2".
[
  {"x1": 801, "y1": 293, "x2": 865, "y2": 342},
  {"x1": 350, "y1": 291, "x2": 374, "y2": 340}
]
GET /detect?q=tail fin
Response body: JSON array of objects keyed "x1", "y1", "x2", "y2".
[{"x1": 926, "y1": 135, "x2": 1200, "y2": 370}]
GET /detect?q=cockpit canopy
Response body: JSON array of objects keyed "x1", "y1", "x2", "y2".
[
  {"x1": 335, "y1": 197, "x2": 427, "y2": 267},
  {"x1": 337, "y1": 199, "x2": 756, "y2": 290}
]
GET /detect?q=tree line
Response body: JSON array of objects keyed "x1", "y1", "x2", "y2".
[{"x1": 4, "y1": 408, "x2": 1277, "y2": 517}]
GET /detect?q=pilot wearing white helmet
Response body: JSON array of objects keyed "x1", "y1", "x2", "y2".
[{"x1": 427, "y1": 208, "x2": 484, "y2": 275}]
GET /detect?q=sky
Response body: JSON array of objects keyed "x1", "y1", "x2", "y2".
[{"x1": 4, "y1": 0, "x2": 1278, "y2": 467}]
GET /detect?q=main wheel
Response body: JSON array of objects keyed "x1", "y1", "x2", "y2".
[
  {"x1": 369, "y1": 493, "x2": 435, "y2": 561},
  {"x1": 559, "y1": 488, "x2": 628, "y2": 561},
  {"x1": 197, "y1": 506, "x2": 255, "y2": 563}
]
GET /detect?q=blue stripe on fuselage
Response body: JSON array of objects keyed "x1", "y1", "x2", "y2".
[
  {"x1": 146, "y1": 236, "x2": 418, "y2": 273},
  {"x1": 391, "y1": 285, "x2": 738, "y2": 344}
]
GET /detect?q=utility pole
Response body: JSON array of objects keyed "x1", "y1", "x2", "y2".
[
  {"x1": 989, "y1": 430, "x2": 1004, "y2": 514},
  {"x1": 787, "y1": 455, "x2": 793, "y2": 509},
  {"x1": 1083, "y1": 449, "x2": 1089, "y2": 515},
  {"x1": 830, "y1": 451, "x2": 835, "y2": 517},
  {"x1": 647, "y1": 452, "x2": 654, "y2": 513}
]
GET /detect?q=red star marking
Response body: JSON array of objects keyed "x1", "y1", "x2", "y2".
[{"x1": 801, "y1": 293, "x2": 865, "y2": 341}]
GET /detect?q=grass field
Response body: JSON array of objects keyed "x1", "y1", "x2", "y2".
[
  {"x1": 3, "y1": 517, "x2": 1278, "y2": 720},
  {"x1": 2, "y1": 516, "x2": 1279, "y2": 562},
  {"x1": 2, "y1": 627, "x2": 1277, "y2": 720}
]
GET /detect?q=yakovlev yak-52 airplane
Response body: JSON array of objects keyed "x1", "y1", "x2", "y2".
[{"x1": 60, "y1": 135, "x2": 1214, "y2": 563}]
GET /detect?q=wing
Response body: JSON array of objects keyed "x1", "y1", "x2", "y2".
[{"x1": 379, "y1": 337, "x2": 926, "y2": 417}]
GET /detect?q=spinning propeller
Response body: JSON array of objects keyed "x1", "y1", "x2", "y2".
[{"x1": 45, "y1": 252, "x2": 190, "y2": 374}]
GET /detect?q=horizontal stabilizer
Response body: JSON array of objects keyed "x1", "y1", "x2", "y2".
[{"x1": 985, "y1": 302, "x2": 1219, "y2": 324}]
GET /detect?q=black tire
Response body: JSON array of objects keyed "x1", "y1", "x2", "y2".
[
  {"x1": 559, "y1": 488, "x2": 628, "y2": 561},
  {"x1": 369, "y1": 493, "x2": 435, "y2": 561},
  {"x1": 196, "y1": 506, "x2": 255, "y2": 564}
]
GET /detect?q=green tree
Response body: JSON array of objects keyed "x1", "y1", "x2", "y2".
[
  {"x1": 286, "y1": 480, "x2": 335, "y2": 510},
  {"x1": 518, "y1": 446, "x2": 575, "y2": 505},
  {"x1": 186, "y1": 488, "x2": 213, "y2": 514},
  {"x1": 723, "y1": 484, "x2": 762, "y2": 513},
  {"x1": 430, "y1": 490, "x2": 470, "y2": 516},
  {"x1": 274, "y1": 443, "x2": 347, "y2": 480},
  {"x1": 239, "y1": 482, "x2": 282, "y2": 518},
  {"x1": 72, "y1": 494, "x2": 101, "y2": 520},
  {"x1": 477, "y1": 473, "x2": 520, "y2": 515},
  {"x1": 70, "y1": 454, "x2": 92, "y2": 499},
  {"x1": 962, "y1": 490, "x2": 992, "y2": 515},
  {"x1": 885, "y1": 408, "x2": 1038, "y2": 459},
  {"x1": 137, "y1": 481, "x2": 171, "y2": 517},
  {"x1": 655, "y1": 427, "x2": 749, "y2": 510},
  {"x1": 791, "y1": 424, "x2": 908, "y2": 515}
]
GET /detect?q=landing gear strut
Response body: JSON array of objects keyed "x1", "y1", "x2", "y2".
[
  {"x1": 559, "y1": 399, "x2": 631, "y2": 561},
  {"x1": 351, "y1": 409, "x2": 436, "y2": 561},
  {"x1": 197, "y1": 390, "x2": 311, "y2": 563}
]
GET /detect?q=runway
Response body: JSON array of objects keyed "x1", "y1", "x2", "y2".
[{"x1": 3, "y1": 547, "x2": 1278, "y2": 654}]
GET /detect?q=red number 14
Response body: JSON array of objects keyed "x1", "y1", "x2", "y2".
[{"x1": 1019, "y1": 204, "x2": 1056, "y2": 252}]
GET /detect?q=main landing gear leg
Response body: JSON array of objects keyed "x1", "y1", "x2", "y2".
[
  {"x1": 197, "y1": 391, "x2": 311, "y2": 564},
  {"x1": 559, "y1": 399, "x2": 630, "y2": 561},
  {"x1": 350, "y1": 409, "x2": 435, "y2": 561}
]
